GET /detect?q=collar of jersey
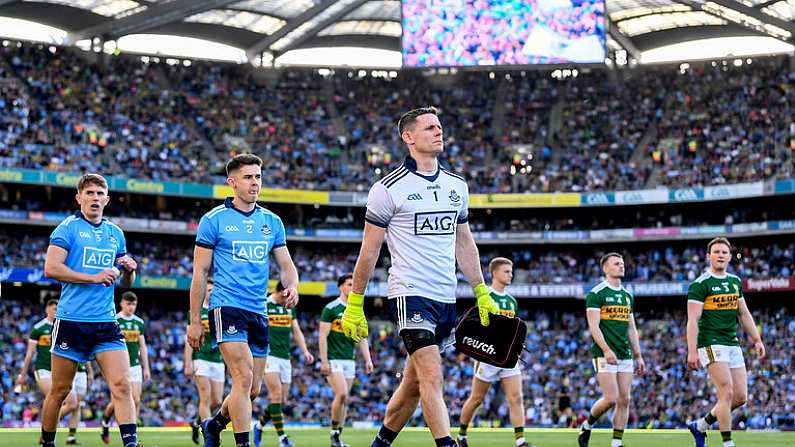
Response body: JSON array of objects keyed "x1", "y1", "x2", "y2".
[
  {"x1": 224, "y1": 197, "x2": 258, "y2": 217},
  {"x1": 404, "y1": 155, "x2": 440, "y2": 182},
  {"x1": 74, "y1": 210, "x2": 105, "y2": 228}
]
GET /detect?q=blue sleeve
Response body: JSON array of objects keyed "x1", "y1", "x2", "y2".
[
  {"x1": 196, "y1": 214, "x2": 218, "y2": 249},
  {"x1": 49, "y1": 222, "x2": 73, "y2": 251},
  {"x1": 115, "y1": 228, "x2": 127, "y2": 258},
  {"x1": 272, "y1": 216, "x2": 287, "y2": 249}
]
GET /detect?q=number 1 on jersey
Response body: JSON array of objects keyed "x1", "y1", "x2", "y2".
[{"x1": 433, "y1": 191, "x2": 438, "y2": 202}]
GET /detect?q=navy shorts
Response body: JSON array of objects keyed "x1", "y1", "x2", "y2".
[
  {"x1": 50, "y1": 319, "x2": 126, "y2": 363},
  {"x1": 388, "y1": 296, "x2": 457, "y2": 347},
  {"x1": 208, "y1": 307, "x2": 269, "y2": 358}
]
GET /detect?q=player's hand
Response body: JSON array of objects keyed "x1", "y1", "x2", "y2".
[
  {"x1": 604, "y1": 350, "x2": 618, "y2": 365},
  {"x1": 320, "y1": 361, "x2": 331, "y2": 376},
  {"x1": 754, "y1": 340, "x2": 766, "y2": 360},
  {"x1": 364, "y1": 360, "x2": 374, "y2": 375},
  {"x1": 282, "y1": 287, "x2": 299, "y2": 308},
  {"x1": 187, "y1": 322, "x2": 204, "y2": 350},
  {"x1": 93, "y1": 269, "x2": 119, "y2": 286},
  {"x1": 687, "y1": 350, "x2": 700, "y2": 369},
  {"x1": 143, "y1": 368, "x2": 151, "y2": 382},
  {"x1": 635, "y1": 356, "x2": 646, "y2": 375},
  {"x1": 303, "y1": 350, "x2": 314, "y2": 364},
  {"x1": 184, "y1": 362, "x2": 194, "y2": 379},
  {"x1": 474, "y1": 283, "x2": 498, "y2": 326},
  {"x1": 341, "y1": 291, "x2": 368, "y2": 342},
  {"x1": 116, "y1": 255, "x2": 137, "y2": 273}
]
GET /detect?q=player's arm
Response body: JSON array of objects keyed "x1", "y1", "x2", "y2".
[
  {"x1": 291, "y1": 319, "x2": 314, "y2": 363},
  {"x1": 586, "y1": 308, "x2": 616, "y2": 364},
  {"x1": 455, "y1": 222, "x2": 497, "y2": 325},
  {"x1": 187, "y1": 246, "x2": 213, "y2": 349},
  {"x1": 318, "y1": 321, "x2": 331, "y2": 375},
  {"x1": 351, "y1": 222, "x2": 386, "y2": 295},
  {"x1": 139, "y1": 333, "x2": 151, "y2": 381},
  {"x1": 627, "y1": 313, "x2": 645, "y2": 374},
  {"x1": 44, "y1": 245, "x2": 116, "y2": 285},
  {"x1": 16, "y1": 339, "x2": 37, "y2": 386},
  {"x1": 273, "y1": 246, "x2": 299, "y2": 307},
  {"x1": 738, "y1": 298, "x2": 765, "y2": 359},
  {"x1": 686, "y1": 300, "x2": 703, "y2": 369},
  {"x1": 183, "y1": 335, "x2": 194, "y2": 378},
  {"x1": 358, "y1": 338, "x2": 374, "y2": 374}
]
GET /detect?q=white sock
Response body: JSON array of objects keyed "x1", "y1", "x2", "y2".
[
  {"x1": 723, "y1": 441, "x2": 735, "y2": 447},
  {"x1": 696, "y1": 417, "x2": 710, "y2": 432},
  {"x1": 515, "y1": 438, "x2": 525, "y2": 446},
  {"x1": 582, "y1": 420, "x2": 592, "y2": 430},
  {"x1": 611, "y1": 439, "x2": 623, "y2": 447},
  {"x1": 457, "y1": 434, "x2": 467, "y2": 440},
  {"x1": 280, "y1": 434, "x2": 287, "y2": 440}
]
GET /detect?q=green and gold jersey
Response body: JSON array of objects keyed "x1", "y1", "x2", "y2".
[
  {"x1": 320, "y1": 299, "x2": 356, "y2": 361},
  {"x1": 491, "y1": 290, "x2": 518, "y2": 318},
  {"x1": 688, "y1": 271, "x2": 743, "y2": 348},
  {"x1": 585, "y1": 281, "x2": 634, "y2": 360},
  {"x1": 118, "y1": 313, "x2": 145, "y2": 367},
  {"x1": 267, "y1": 296, "x2": 296, "y2": 360},
  {"x1": 193, "y1": 306, "x2": 223, "y2": 363},
  {"x1": 29, "y1": 318, "x2": 53, "y2": 371}
]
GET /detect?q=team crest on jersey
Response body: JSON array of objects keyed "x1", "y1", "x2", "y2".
[
  {"x1": 109, "y1": 234, "x2": 117, "y2": 246},
  {"x1": 261, "y1": 224, "x2": 272, "y2": 235},
  {"x1": 410, "y1": 312, "x2": 424, "y2": 323},
  {"x1": 59, "y1": 341, "x2": 69, "y2": 350},
  {"x1": 226, "y1": 324, "x2": 238, "y2": 335},
  {"x1": 449, "y1": 190, "x2": 461, "y2": 202}
]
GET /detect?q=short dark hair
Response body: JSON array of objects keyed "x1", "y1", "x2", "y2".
[
  {"x1": 121, "y1": 291, "x2": 138, "y2": 303},
  {"x1": 226, "y1": 153, "x2": 263, "y2": 176},
  {"x1": 338, "y1": 274, "x2": 353, "y2": 287},
  {"x1": 397, "y1": 106, "x2": 439, "y2": 136},
  {"x1": 77, "y1": 173, "x2": 108, "y2": 192},
  {"x1": 46, "y1": 299, "x2": 59, "y2": 308},
  {"x1": 708, "y1": 237, "x2": 732, "y2": 253},
  {"x1": 206, "y1": 277, "x2": 214, "y2": 285},
  {"x1": 600, "y1": 252, "x2": 623, "y2": 267},
  {"x1": 274, "y1": 282, "x2": 285, "y2": 293}
]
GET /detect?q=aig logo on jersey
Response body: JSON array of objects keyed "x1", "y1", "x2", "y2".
[
  {"x1": 81, "y1": 247, "x2": 115, "y2": 270},
  {"x1": 231, "y1": 241, "x2": 269, "y2": 264},
  {"x1": 414, "y1": 211, "x2": 458, "y2": 236}
]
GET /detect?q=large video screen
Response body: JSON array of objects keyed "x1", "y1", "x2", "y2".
[{"x1": 402, "y1": 0, "x2": 606, "y2": 67}]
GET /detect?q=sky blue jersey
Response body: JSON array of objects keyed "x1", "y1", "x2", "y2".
[
  {"x1": 196, "y1": 198, "x2": 287, "y2": 316},
  {"x1": 49, "y1": 212, "x2": 127, "y2": 323}
]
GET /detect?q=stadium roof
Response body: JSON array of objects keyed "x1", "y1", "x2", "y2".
[{"x1": 0, "y1": 0, "x2": 794, "y2": 66}]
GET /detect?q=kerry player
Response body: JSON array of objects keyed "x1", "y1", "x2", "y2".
[
  {"x1": 253, "y1": 282, "x2": 314, "y2": 447},
  {"x1": 579, "y1": 253, "x2": 645, "y2": 447},
  {"x1": 687, "y1": 237, "x2": 766, "y2": 447}
]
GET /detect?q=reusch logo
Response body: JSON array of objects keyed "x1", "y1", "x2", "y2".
[{"x1": 462, "y1": 336, "x2": 496, "y2": 355}]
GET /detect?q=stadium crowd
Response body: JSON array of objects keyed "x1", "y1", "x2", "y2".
[
  {"x1": 1, "y1": 299, "x2": 792, "y2": 430},
  {"x1": 1, "y1": 43, "x2": 793, "y2": 193}
]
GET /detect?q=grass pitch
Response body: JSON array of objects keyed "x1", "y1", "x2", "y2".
[{"x1": 1, "y1": 427, "x2": 791, "y2": 446}]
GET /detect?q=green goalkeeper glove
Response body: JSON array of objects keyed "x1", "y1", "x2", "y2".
[
  {"x1": 341, "y1": 291, "x2": 368, "y2": 342},
  {"x1": 474, "y1": 283, "x2": 498, "y2": 326}
]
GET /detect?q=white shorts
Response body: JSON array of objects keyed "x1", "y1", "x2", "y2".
[
  {"x1": 698, "y1": 345, "x2": 745, "y2": 369},
  {"x1": 265, "y1": 356, "x2": 292, "y2": 384},
  {"x1": 34, "y1": 369, "x2": 51, "y2": 381},
  {"x1": 129, "y1": 365, "x2": 143, "y2": 383},
  {"x1": 474, "y1": 361, "x2": 521, "y2": 383},
  {"x1": 592, "y1": 358, "x2": 634, "y2": 374},
  {"x1": 72, "y1": 371, "x2": 87, "y2": 395},
  {"x1": 329, "y1": 359, "x2": 355, "y2": 380},
  {"x1": 194, "y1": 359, "x2": 226, "y2": 382}
]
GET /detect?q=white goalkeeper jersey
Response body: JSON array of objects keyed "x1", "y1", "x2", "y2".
[{"x1": 365, "y1": 156, "x2": 469, "y2": 304}]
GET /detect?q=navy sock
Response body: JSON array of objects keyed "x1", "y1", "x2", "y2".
[
  {"x1": 208, "y1": 412, "x2": 230, "y2": 434},
  {"x1": 371, "y1": 425, "x2": 399, "y2": 446},
  {"x1": 234, "y1": 431, "x2": 250, "y2": 447},
  {"x1": 435, "y1": 435, "x2": 456, "y2": 446},
  {"x1": 119, "y1": 423, "x2": 137, "y2": 447},
  {"x1": 41, "y1": 429, "x2": 56, "y2": 446}
]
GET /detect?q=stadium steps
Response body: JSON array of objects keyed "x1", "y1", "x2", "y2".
[
  {"x1": 644, "y1": 91, "x2": 678, "y2": 188},
  {"x1": 490, "y1": 77, "x2": 511, "y2": 163},
  {"x1": 321, "y1": 77, "x2": 352, "y2": 149},
  {"x1": 548, "y1": 96, "x2": 565, "y2": 167}
]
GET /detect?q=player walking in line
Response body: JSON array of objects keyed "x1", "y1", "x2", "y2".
[
  {"x1": 340, "y1": 106, "x2": 499, "y2": 447},
  {"x1": 457, "y1": 257, "x2": 534, "y2": 447},
  {"x1": 185, "y1": 278, "x2": 225, "y2": 445},
  {"x1": 320, "y1": 274, "x2": 373, "y2": 447},
  {"x1": 188, "y1": 154, "x2": 299, "y2": 447},
  {"x1": 253, "y1": 282, "x2": 314, "y2": 447},
  {"x1": 101, "y1": 292, "x2": 150, "y2": 443},
  {"x1": 578, "y1": 253, "x2": 645, "y2": 447},
  {"x1": 42, "y1": 173, "x2": 139, "y2": 447},
  {"x1": 686, "y1": 237, "x2": 766, "y2": 447}
]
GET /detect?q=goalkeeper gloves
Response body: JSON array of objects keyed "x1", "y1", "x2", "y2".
[
  {"x1": 474, "y1": 283, "x2": 498, "y2": 326},
  {"x1": 341, "y1": 291, "x2": 368, "y2": 342}
]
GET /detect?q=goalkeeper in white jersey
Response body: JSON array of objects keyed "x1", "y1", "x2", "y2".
[{"x1": 341, "y1": 106, "x2": 499, "y2": 447}]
